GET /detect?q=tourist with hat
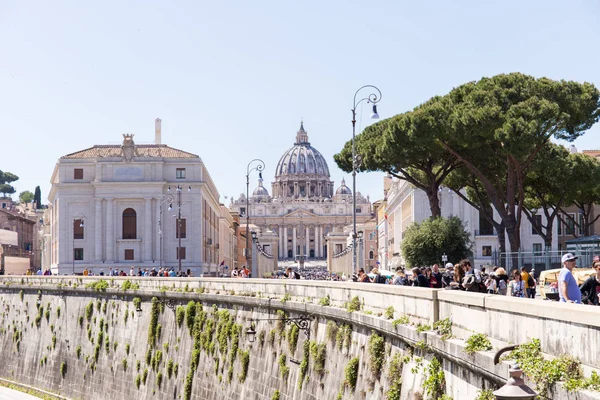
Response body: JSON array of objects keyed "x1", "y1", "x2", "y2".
[{"x1": 559, "y1": 253, "x2": 582, "y2": 304}]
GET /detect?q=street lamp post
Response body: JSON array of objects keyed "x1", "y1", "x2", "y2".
[
  {"x1": 167, "y1": 185, "x2": 190, "y2": 273},
  {"x1": 351, "y1": 85, "x2": 382, "y2": 275},
  {"x1": 158, "y1": 193, "x2": 175, "y2": 269},
  {"x1": 72, "y1": 213, "x2": 85, "y2": 275},
  {"x1": 246, "y1": 159, "x2": 265, "y2": 277}
]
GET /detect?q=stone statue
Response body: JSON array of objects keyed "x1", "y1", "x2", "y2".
[{"x1": 122, "y1": 134, "x2": 136, "y2": 162}]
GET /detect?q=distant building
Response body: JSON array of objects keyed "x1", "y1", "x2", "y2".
[
  {"x1": 47, "y1": 119, "x2": 226, "y2": 275},
  {"x1": 230, "y1": 122, "x2": 372, "y2": 269}
]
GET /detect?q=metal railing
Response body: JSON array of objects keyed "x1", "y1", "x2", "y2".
[{"x1": 495, "y1": 249, "x2": 599, "y2": 273}]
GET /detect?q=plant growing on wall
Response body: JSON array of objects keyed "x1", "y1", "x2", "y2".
[
  {"x1": 387, "y1": 352, "x2": 410, "y2": 400},
  {"x1": 344, "y1": 357, "x2": 360, "y2": 392},
  {"x1": 368, "y1": 331, "x2": 385, "y2": 377},
  {"x1": 423, "y1": 357, "x2": 446, "y2": 399},
  {"x1": 288, "y1": 324, "x2": 299, "y2": 353},
  {"x1": 464, "y1": 334, "x2": 492, "y2": 354},
  {"x1": 433, "y1": 318, "x2": 453, "y2": 341}
]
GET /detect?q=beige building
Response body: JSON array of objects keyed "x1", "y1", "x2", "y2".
[
  {"x1": 47, "y1": 119, "x2": 226, "y2": 276},
  {"x1": 230, "y1": 122, "x2": 372, "y2": 270}
]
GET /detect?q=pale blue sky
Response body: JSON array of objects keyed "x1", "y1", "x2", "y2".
[{"x1": 1, "y1": 1, "x2": 599, "y2": 205}]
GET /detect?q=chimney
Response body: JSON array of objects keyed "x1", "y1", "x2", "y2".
[{"x1": 155, "y1": 118, "x2": 162, "y2": 144}]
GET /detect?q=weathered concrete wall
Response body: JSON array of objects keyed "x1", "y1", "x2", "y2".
[{"x1": 0, "y1": 276, "x2": 599, "y2": 400}]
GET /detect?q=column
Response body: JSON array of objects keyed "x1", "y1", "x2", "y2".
[
  {"x1": 155, "y1": 199, "x2": 162, "y2": 266},
  {"x1": 95, "y1": 198, "x2": 103, "y2": 262},
  {"x1": 316, "y1": 225, "x2": 321, "y2": 258},
  {"x1": 278, "y1": 226, "x2": 284, "y2": 258},
  {"x1": 283, "y1": 226, "x2": 288, "y2": 258},
  {"x1": 106, "y1": 198, "x2": 114, "y2": 263},
  {"x1": 305, "y1": 226, "x2": 309, "y2": 257},
  {"x1": 292, "y1": 226, "x2": 297, "y2": 258},
  {"x1": 144, "y1": 198, "x2": 152, "y2": 262}
]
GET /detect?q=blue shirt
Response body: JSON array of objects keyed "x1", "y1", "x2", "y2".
[{"x1": 558, "y1": 267, "x2": 582, "y2": 303}]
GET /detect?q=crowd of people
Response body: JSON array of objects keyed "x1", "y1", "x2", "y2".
[{"x1": 347, "y1": 259, "x2": 538, "y2": 298}]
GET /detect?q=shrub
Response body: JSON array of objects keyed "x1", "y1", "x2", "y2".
[
  {"x1": 344, "y1": 357, "x2": 360, "y2": 391},
  {"x1": 465, "y1": 334, "x2": 492, "y2": 354}
]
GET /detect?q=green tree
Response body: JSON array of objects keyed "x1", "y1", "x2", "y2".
[
  {"x1": 334, "y1": 107, "x2": 460, "y2": 218},
  {"x1": 401, "y1": 216, "x2": 472, "y2": 267},
  {"x1": 0, "y1": 170, "x2": 18, "y2": 197},
  {"x1": 434, "y1": 73, "x2": 600, "y2": 262},
  {"x1": 19, "y1": 190, "x2": 34, "y2": 204},
  {"x1": 558, "y1": 152, "x2": 600, "y2": 237},
  {"x1": 522, "y1": 143, "x2": 572, "y2": 248},
  {"x1": 34, "y1": 186, "x2": 42, "y2": 209}
]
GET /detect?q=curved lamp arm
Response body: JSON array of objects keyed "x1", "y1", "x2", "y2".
[{"x1": 353, "y1": 85, "x2": 382, "y2": 111}]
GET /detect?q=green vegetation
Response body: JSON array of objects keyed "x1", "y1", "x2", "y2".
[
  {"x1": 186, "y1": 301, "x2": 196, "y2": 334},
  {"x1": 465, "y1": 333, "x2": 492, "y2": 354},
  {"x1": 336, "y1": 324, "x2": 352, "y2": 350},
  {"x1": 176, "y1": 305, "x2": 185, "y2": 327},
  {"x1": 135, "y1": 374, "x2": 141, "y2": 389},
  {"x1": 85, "y1": 279, "x2": 109, "y2": 292},
  {"x1": 385, "y1": 306, "x2": 394, "y2": 320},
  {"x1": 433, "y1": 317, "x2": 453, "y2": 340},
  {"x1": 271, "y1": 390, "x2": 280, "y2": 400},
  {"x1": 288, "y1": 324, "x2": 299, "y2": 353},
  {"x1": 281, "y1": 293, "x2": 291, "y2": 303},
  {"x1": 326, "y1": 320, "x2": 338, "y2": 343},
  {"x1": 122, "y1": 358, "x2": 128, "y2": 371},
  {"x1": 239, "y1": 350, "x2": 250, "y2": 383},
  {"x1": 344, "y1": 296, "x2": 361, "y2": 312},
  {"x1": 167, "y1": 359, "x2": 174, "y2": 379},
  {"x1": 85, "y1": 301, "x2": 94, "y2": 321},
  {"x1": 60, "y1": 362, "x2": 67, "y2": 378},
  {"x1": 319, "y1": 294, "x2": 331, "y2": 306},
  {"x1": 298, "y1": 341, "x2": 310, "y2": 389},
  {"x1": 368, "y1": 331, "x2": 385, "y2": 377},
  {"x1": 76, "y1": 345, "x2": 81, "y2": 359},
  {"x1": 474, "y1": 389, "x2": 494, "y2": 400},
  {"x1": 424, "y1": 357, "x2": 446, "y2": 399},
  {"x1": 416, "y1": 323, "x2": 431, "y2": 333},
  {"x1": 387, "y1": 353, "x2": 410, "y2": 400},
  {"x1": 309, "y1": 341, "x2": 327, "y2": 374},
  {"x1": 148, "y1": 297, "x2": 160, "y2": 346},
  {"x1": 344, "y1": 357, "x2": 360, "y2": 392},
  {"x1": 278, "y1": 354, "x2": 290, "y2": 381},
  {"x1": 121, "y1": 280, "x2": 139, "y2": 291}
]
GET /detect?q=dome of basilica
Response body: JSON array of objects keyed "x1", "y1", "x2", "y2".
[
  {"x1": 335, "y1": 178, "x2": 352, "y2": 195},
  {"x1": 252, "y1": 178, "x2": 269, "y2": 198},
  {"x1": 275, "y1": 122, "x2": 330, "y2": 179}
]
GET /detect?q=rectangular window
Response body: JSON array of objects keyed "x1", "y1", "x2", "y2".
[
  {"x1": 531, "y1": 215, "x2": 542, "y2": 235},
  {"x1": 176, "y1": 168, "x2": 186, "y2": 179},
  {"x1": 74, "y1": 248, "x2": 83, "y2": 260},
  {"x1": 74, "y1": 219, "x2": 84, "y2": 239},
  {"x1": 240, "y1": 207, "x2": 246, "y2": 217},
  {"x1": 356, "y1": 207, "x2": 362, "y2": 213},
  {"x1": 124, "y1": 249, "x2": 134, "y2": 260},
  {"x1": 558, "y1": 217, "x2": 562, "y2": 235},
  {"x1": 566, "y1": 213, "x2": 576, "y2": 235},
  {"x1": 74, "y1": 169, "x2": 83, "y2": 179},
  {"x1": 176, "y1": 218, "x2": 186, "y2": 238},
  {"x1": 482, "y1": 246, "x2": 492, "y2": 257},
  {"x1": 533, "y1": 243, "x2": 542, "y2": 256},
  {"x1": 177, "y1": 247, "x2": 186, "y2": 260}
]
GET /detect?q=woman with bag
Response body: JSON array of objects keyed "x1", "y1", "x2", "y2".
[{"x1": 508, "y1": 272, "x2": 525, "y2": 297}]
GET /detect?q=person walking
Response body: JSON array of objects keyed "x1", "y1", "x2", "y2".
[{"x1": 559, "y1": 253, "x2": 582, "y2": 304}]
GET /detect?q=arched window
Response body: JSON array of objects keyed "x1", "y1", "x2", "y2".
[
  {"x1": 122, "y1": 208, "x2": 137, "y2": 239},
  {"x1": 369, "y1": 250, "x2": 374, "y2": 260}
]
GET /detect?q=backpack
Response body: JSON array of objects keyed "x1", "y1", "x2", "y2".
[
  {"x1": 527, "y1": 274, "x2": 535, "y2": 287},
  {"x1": 294, "y1": 271, "x2": 301, "y2": 279},
  {"x1": 498, "y1": 279, "x2": 507, "y2": 290}
]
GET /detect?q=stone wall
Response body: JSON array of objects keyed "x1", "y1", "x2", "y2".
[{"x1": 0, "y1": 276, "x2": 599, "y2": 400}]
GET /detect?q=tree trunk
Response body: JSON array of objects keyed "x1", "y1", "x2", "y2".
[
  {"x1": 426, "y1": 189, "x2": 441, "y2": 218},
  {"x1": 495, "y1": 221, "x2": 506, "y2": 266},
  {"x1": 506, "y1": 219, "x2": 521, "y2": 271}
]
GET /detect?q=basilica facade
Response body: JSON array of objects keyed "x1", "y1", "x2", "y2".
[{"x1": 230, "y1": 123, "x2": 372, "y2": 264}]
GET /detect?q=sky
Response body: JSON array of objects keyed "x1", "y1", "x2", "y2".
[{"x1": 1, "y1": 1, "x2": 600, "y2": 205}]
